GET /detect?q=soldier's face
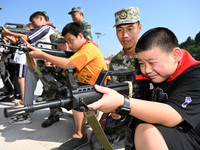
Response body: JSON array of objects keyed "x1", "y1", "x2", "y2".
[
  {"x1": 116, "y1": 23, "x2": 142, "y2": 52},
  {"x1": 71, "y1": 12, "x2": 82, "y2": 23}
]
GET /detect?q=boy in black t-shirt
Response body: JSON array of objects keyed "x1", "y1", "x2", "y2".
[{"x1": 88, "y1": 27, "x2": 200, "y2": 149}]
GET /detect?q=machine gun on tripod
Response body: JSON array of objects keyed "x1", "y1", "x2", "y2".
[{"x1": 4, "y1": 69, "x2": 137, "y2": 117}]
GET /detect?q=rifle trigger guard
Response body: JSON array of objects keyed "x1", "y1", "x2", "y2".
[
  {"x1": 79, "y1": 98, "x2": 97, "y2": 114},
  {"x1": 79, "y1": 97, "x2": 89, "y2": 111}
]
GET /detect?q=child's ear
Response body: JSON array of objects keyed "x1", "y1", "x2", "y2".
[
  {"x1": 172, "y1": 48, "x2": 182, "y2": 63},
  {"x1": 39, "y1": 16, "x2": 43, "y2": 21},
  {"x1": 78, "y1": 33, "x2": 84, "y2": 39}
]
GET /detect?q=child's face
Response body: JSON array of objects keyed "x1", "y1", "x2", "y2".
[
  {"x1": 64, "y1": 33, "x2": 82, "y2": 52},
  {"x1": 137, "y1": 47, "x2": 179, "y2": 83},
  {"x1": 31, "y1": 16, "x2": 44, "y2": 28},
  {"x1": 59, "y1": 42, "x2": 69, "y2": 51}
]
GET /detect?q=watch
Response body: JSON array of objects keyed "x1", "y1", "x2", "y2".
[{"x1": 115, "y1": 95, "x2": 130, "y2": 115}]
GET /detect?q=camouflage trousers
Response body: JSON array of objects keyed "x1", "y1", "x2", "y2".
[{"x1": 89, "y1": 115, "x2": 135, "y2": 150}]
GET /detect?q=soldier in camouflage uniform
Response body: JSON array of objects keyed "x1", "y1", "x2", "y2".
[
  {"x1": 68, "y1": 7, "x2": 92, "y2": 40},
  {"x1": 90, "y1": 7, "x2": 142, "y2": 150}
]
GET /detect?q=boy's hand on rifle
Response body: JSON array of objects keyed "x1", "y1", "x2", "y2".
[
  {"x1": 27, "y1": 44, "x2": 44, "y2": 58},
  {"x1": 21, "y1": 37, "x2": 43, "y2": 58},
  {"x1": 87, "y1": 85, "x2": 124, "y2": 113},
  {"x1": 0, "y1": 26, "x2": 9, "y2": 36}
]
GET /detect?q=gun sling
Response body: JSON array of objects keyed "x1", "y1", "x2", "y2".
[{"x1": 85, "y1": 81, "x2": 133, "y2": 150}]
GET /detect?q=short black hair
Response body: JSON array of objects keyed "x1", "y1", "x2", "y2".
[
  {"x1": 29, "y1": 11, "x2": 48, "y2": 22},
  {"x1": 61, "y1": 22, "x2": 86, "y2": 38},
  {"x1": 136, "y1": 27, "x2": 179, "y2": 53}
]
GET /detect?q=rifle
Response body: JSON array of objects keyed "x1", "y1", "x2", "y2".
[
  {"x1": 4, "y1": 69, "x2": 136, "y2": 117},
  {"x1": 0, "y1": 37, "x2": 75, "y2": 58},
  {"x1": 0, "y1": 23, "x2": 31, "y2": 34}
]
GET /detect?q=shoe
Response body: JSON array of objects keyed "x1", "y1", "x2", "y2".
[
  {"x1": 8, "y1": 114, "x2": 32, "y2": 124},
  {"x1": 0, "y1": 95, "x2": 15, "y2": 102},
  {"x1": 41, "y1": 114, "x2": 59, "y2": 128},
  {"x1": 58, "y1": 134, "x2": 89, "y2": 150}
]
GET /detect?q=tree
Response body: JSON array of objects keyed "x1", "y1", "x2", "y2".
[
  {"x1": 179, "y1": 31, "x2": 200, "y2": 60},
  {"x1": 195, "y1": 32, "x2": 200, "y2": 44}
]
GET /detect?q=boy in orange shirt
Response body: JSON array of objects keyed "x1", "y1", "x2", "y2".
[{"x1": 27, "y1": 22, "x2": 108, "y2": 150}]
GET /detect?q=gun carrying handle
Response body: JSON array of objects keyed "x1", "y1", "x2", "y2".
[
  {"x1": 35, "y1": 41, "x2": 60, "y2": 50},
  {"x1": 95, "y1": 69, "x2": 135, "y2": 86},
  {"x1": 4, "y1": 23, "x2": 26, "y2": 29}
]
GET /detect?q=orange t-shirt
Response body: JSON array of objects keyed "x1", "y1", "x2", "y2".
[{"x1": 69, "y1": 42, "x2": 108, "y2": 85}]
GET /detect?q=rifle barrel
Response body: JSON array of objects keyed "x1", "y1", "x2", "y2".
[{"x1": 4, "y1": 99, "x2": 71, "y2": 117}]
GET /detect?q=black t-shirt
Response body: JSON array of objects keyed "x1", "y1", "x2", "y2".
[{"x1": 152, "y1": 50, "x2": 200, "y2": 138}]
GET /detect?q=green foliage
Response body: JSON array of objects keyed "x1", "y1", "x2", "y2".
[{"x1": 179, "y1": 31, "x2": 200, "y2": 60}]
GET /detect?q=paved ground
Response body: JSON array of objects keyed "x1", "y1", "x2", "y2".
[{"x1": 0, "y1": 79, "x2": 124, "y2": 150}]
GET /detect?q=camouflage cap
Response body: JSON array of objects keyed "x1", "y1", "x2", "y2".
[
  {"x1": 50, "y1": 32, "x2": 65, "y2": 43},
  {"x1": 42, "y1": 11, "x2": 49, "y2": 22},
  {"x1": 42, "y1": 11, "x2": 48, "y2": 16},
  {"x1": 113, "y1": 7, "x2": 140, "y2": 27},
  {"x1": 68, "y1": 7, "x2": 83, "y2": 15}
]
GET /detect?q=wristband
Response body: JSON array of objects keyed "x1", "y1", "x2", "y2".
[{"x1": 115, "y1": 95, "x2": 130, "y2": 115}]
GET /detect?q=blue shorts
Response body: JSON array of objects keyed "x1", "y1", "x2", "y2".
[{"x1": 15, "y1": 64, "x2": 27, "y2": 78}]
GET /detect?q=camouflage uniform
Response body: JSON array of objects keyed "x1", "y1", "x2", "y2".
[
  {"x1": 110, "y1": 50, "x2": 140, "y2": 150},
  {"x1": 90, "y1": 7, "x2": 140, "y2": 150},
  {"x1": 80, "y1": 19, "x2": 92, "y2": 40},
  {"x1": 90, "y1": 49, "x2": 140, "y2": 150},
  {"x1": 68, "y1": 7, "x2": 93, "y2": 40},
  {"x1": 110, "y1": 49, "x2": 140, "y2": 81}
]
